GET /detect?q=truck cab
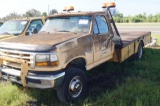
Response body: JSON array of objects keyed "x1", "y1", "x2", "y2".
[
  {"x1": 0, "y1": 17, "x2": 45, "y2": 40},
  {"x1": 0, "y1": 3, "x2": 151, "y2": 103}
]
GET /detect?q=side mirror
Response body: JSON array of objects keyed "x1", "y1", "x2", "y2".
[
  {"x1": 110, "y1": 8, "x2": 117, "y2": 16},
  {"x1": 32, "y1": 28, "x2": 38, "y2": 34},
  {"x1": 26, "y1": 31, "x2": 29, "y2": 35}
]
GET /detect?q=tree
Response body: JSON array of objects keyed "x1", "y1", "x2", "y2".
[
  {"x1": 1, "y1": 12, "x2": 21, "y2": 21},
  {"x1": 42, "y1": 12, "x2": 47, "y2": 17},
  {"x1": 24, "y1": 9, "x2": 41, "y2": 17},
  {"x1": 49, "y1": 9, "x2": 58, "y2": 15},
  {"x1": 146, "y1": 14, "x2": 153, "y2": 22}
]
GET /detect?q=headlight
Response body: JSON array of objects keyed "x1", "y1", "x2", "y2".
[
  {"x1": 50, "y1": 54, "x2": 58, "y2": 62},
  {"x1": 36, "y1": 54, "x2": 50, "y2": 62},
  {"x1": 35, "y1": 54, "x2": 58, "y2": 66}
]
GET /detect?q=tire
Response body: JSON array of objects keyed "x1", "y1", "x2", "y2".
[
  {"x1": 56, "y1": 67, "x2": 87, "y2": 103},
  {"x1": 132, "y1": 41, "x2": 143, "y2": 60}
]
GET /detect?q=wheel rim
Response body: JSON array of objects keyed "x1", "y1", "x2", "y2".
[
  {"x1": 138, "y1": 45, "x2": 143, "y2": 59},
  {"x1": 69, "y1": 76, "x2": 83, "y2": 98}
]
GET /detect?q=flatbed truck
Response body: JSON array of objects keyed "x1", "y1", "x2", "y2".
[{"x1": 0, "y1": 2, "x2": 151, "y2": 102}]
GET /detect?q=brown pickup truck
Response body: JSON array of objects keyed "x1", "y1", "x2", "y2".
[
  {"x1": 0, "y1": 3, "x2": 151, "y2": 102},
  {"x1": 0, "y1": 17, "x2": 46, "y2": 41}
]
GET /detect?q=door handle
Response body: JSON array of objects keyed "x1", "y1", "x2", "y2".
[
  {"x1": 107, "y1": 35, "x2": 114, "y2": 41},
  {"x1": 103, "y1": 35, "x2": 114, "y2": 46}
]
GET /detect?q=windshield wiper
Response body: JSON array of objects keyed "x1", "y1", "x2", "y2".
[
  {"x1": 2, "y1": 32, "x2": 14, "y2": 35},
  {"x1": 40, "y1": 31, "x2": 50, "y2": 33},
  {"x1": 13, "y1": 33, "x2": 20, "y2": 36},
  {"x1": 58, "y1": 30, "x2": 78, "y2": 34},
  {"x1": 58, "y1": 30, "x2": 70, "y2": 32}
]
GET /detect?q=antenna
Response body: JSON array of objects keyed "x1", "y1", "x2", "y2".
[{"x1": 48, "y1": 5, "x2": 49, "y2": 15}]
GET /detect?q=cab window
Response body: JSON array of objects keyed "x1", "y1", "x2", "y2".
[
  {"x1": 27, "y1": 20, "x2": 43, "y2": 33},
  {"x1": 94, "y1": 15, "x2": 109, "y2": 34},
  {"x1": 94, "y1": 21, "x2": 99, "y2": 34}
]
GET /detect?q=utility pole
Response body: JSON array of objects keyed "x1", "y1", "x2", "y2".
[{"x1": 48, "y1": 5, "x2": 49, "y2": 15}]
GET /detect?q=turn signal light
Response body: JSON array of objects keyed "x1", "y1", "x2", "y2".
[
  {"x1": 63, "y1": 6, "x2": 74, "y2": 12},
  {"x1": 102, "y1": 2, "x2": 116, "y2": 8},
  {"x1": 36, "y1": 61, "x2": 59, "y2": 66}
]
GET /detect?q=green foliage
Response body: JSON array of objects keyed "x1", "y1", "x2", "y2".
[
  {"x1": 0, "y1": 81, "x2": 32, "y2": 106},
  {"x1": 0, "y1": 48, "x2": 160, "y2": 106},
  {"x1": 93, "y1": 78, "x2": 160, "y2": 106},
  {"x1": 49, "y1": 9, "x2": 58, "y2": 15},
  {"x1": 113, "y1": 11, "x2": 160, "y2": 23},
  {"x1": 23, "y1": 9, "x2": 41, "y2": 17},
  {"x1": 42, "y1": 12, "x2": 47, "y2": 17},
  {"x1": 151, "y1": 34, "x2": 160, "y2": 45},
  {"x1": 1, "y1": 9, "x2": 41, "y2": 21},
  {"x1": 86, "y1": 48, "x2": 160, "y2": 106},
  {"x1": 1, "y1": 9, "x2": 159, "y2": 23},
  {"x1": 1, "y1": 12, "x2": 21, "y2": 21}
]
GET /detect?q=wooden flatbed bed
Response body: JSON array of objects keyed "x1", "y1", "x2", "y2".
[
  {"x1": 111, "y1": 31, "x2": 151, "y2": 62},
  {"x1": 120, "y1": 31, "x2": 151, "y2": 47}
]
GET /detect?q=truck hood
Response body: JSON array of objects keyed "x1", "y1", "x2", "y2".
[
  {"x1": 0, "y1": 32, "x2": 82, "y2": 52},
  {"x1": 0, "y1": 35, "x2": 15, "y2": 40}
]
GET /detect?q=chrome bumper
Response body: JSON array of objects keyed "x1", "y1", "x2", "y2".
[{"x1": 0, "y1": 68, "x2": 65, "y2": 89}]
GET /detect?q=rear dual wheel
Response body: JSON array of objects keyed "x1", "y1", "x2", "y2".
[{"x1": 132, "y1": 41, "x2": 143, "y2": 60}]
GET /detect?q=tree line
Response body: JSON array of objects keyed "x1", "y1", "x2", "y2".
[
  {"x1": 114, "y1": 11, "x2": 160, "y2": 23},
  {"x1": 1, "y1": 9, "x2": 160, "y2": 23},
  {"x1": 0, "y1": 9, "x2": 58, "y2": 21}
]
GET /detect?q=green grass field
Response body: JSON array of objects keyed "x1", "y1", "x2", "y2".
[
  {"x1": 0, "y1": 48, "x2": 160, "y2": 106},
  {"x1": 152, "y1": 34, "x2": 160, "y2": 45}
]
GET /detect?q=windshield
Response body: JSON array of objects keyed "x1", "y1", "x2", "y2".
[
  {"x1": 0, "y1": 20, "x2": 28, "y2": 35},
  {"x1": 40, "y1": 16, "x2": 92, "y2": 34}
]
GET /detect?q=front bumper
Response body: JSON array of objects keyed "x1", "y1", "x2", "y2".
[{"x1": 0, "y1": 68, "x2": 65, "y2": 89}]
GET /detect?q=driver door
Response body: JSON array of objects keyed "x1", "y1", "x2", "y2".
[{"x1": 92, "y1": 15, "x2": 113, "y2": 64}]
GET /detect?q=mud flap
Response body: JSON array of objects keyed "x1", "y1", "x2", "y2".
[{"x1": 20, "y1": 60, "x2": 28, "y2": 87}]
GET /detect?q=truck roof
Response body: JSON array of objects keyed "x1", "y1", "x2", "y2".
[
  {"x1": 11, "y1": 17, "x2": 46, "y2": 21},
  {"x1": 47, "y1": 11, "x2": 106, "y2": 18}
]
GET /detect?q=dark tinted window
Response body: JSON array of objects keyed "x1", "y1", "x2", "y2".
[{"x1": 28, "y1": 20, "x2": 43, "y2": 32}]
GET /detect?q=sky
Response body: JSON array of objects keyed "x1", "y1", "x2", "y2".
[{"x1": 0, "y1": 0, "x2": 160, "y2": 18}]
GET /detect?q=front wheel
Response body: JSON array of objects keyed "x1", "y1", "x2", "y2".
[{"x1": 56, "y1": 68, "x2": 86, "y2": 103}]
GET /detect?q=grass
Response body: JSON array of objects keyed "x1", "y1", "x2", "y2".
[
  {"x1": 0, "y1": 48, "x2": 160, "y2": 106},
  {"x1": 0, "y1": 81, "x2": 32, "y2": 106},
  {"x1": 151, "y1": 34, "x2": 160, "y2": 45}
]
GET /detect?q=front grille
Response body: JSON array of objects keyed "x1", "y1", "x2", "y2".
[
  {"x1": 0, "y1": 49, "x2": 35, "y2": 68},
  {"x1": 2, "y1": 72, "x2": 21, "y2": 84}
]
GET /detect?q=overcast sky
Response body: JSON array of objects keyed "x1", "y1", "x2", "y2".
[{"x1": 0, "y1": 0, "x2": 160, "y2": 18}]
